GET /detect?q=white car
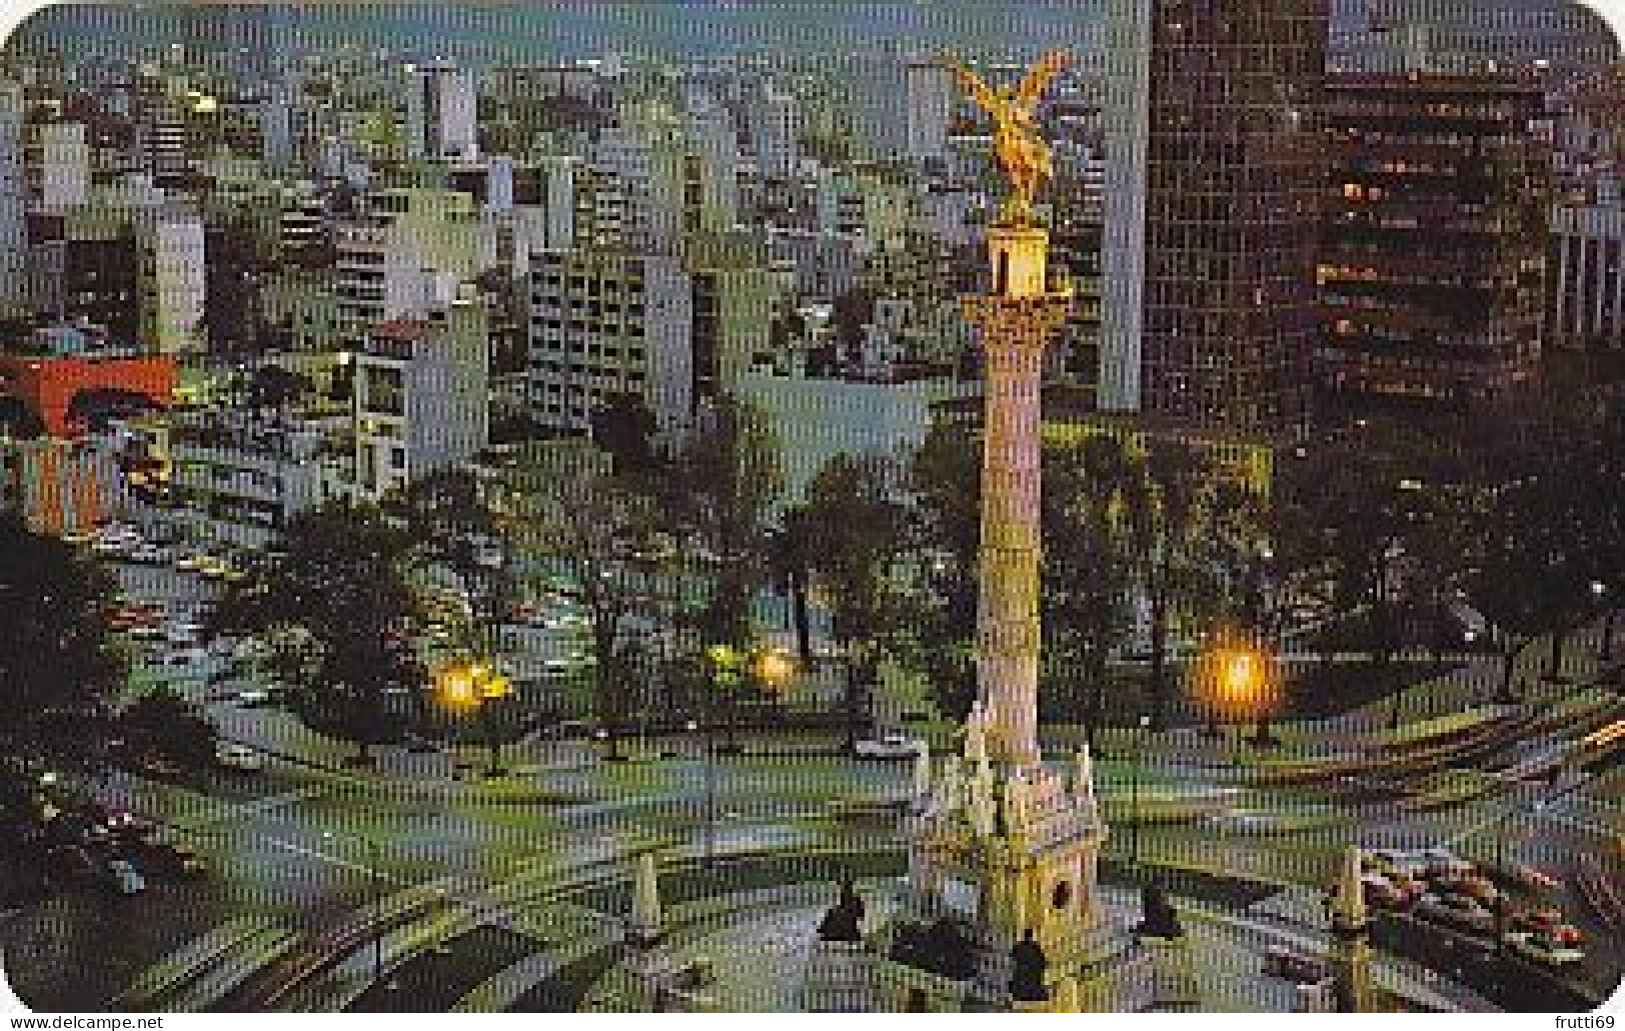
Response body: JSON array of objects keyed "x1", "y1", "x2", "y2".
[
  {"x1": 1504, "y1": 931, "x2": 1585, "y2": 966},
  {"x1": 854, "y1": 733, "x2": 924, "y2": 759},
  {"x1": 215, "y1": 742, "x2": 264, "y2": 772}
]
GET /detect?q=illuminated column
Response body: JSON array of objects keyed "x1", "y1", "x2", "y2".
[{"x1": 962, "y1": 226, "x2": 1070, "y2": 768}]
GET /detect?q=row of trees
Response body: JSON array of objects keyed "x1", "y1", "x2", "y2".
[{"x1": 203, "y1": 354, "x2": 1625, "y2": 759}]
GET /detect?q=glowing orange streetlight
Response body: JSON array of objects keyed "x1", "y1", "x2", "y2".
[
  {"x1": 1201, "y1": 632, "x2": 1280, "y2": 749},
  {"x1": 434, "y1": 659, "x2": 512, "y2": 774},
  {"x1": 753, "y1": 648, "x2": 796, "y2": 692}
]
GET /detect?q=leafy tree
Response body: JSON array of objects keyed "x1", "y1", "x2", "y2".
[
  {"x1": 0, "y1": 515, "x2": 123, "y2": 779},
  {"x1": 903, "y1": 419, "x2": 982, "y2": 721},
  {"x1": 589, "y1": 393, "x2": 660, "y2": 483},
  {"x1": 671, "y1": 396, "x2": 784, "y2": 655},
  {"x1": 766, "y1": 504, "x2": 816, "y2": 662},
  {"x1": 385, "y1": 469, "x2": 515, "y2": 657},
  {"x1": 1118, "y1": 441, "x2": 1229, "y2": 731},
  {"x1": 206, "y1": 505, "x2": 424, "y2": 764},
  {"x1": 801, "y1": 454, "x2": 912, "y2": 751},
  {"x1": 121, "y1": 687, "x2": 216, "y2": 769},
  {"x1": 515, "y1": 453, "x2": 658, "y2": 758},
  {"x1": 1042, "y1": 435, "x2": 1136, "y2": 742}
]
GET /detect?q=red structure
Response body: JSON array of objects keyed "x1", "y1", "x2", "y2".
[{"x1": 0, "y1": 354, "x2": 177, "y2": 438}]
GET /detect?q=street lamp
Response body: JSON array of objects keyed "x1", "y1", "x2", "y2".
[
  {"x1": 1129, "y1": 714, "x2": 1151, "y2": 880},
  {"x1": 685, "y1": 717, "x2": 717, "y2": 869},
  {"x1": 434, "y1": 660, "x2": 512, "y2": 777},
  {"x1": 1592, "y1": 581, "x2": 1615, "y2": 663},
  {"x1": 320, "y1": 830, "x2": 394, "y2": 994},
  {"x1": 1201, "y1": 633, "x2": 1279, "y2": 753}
]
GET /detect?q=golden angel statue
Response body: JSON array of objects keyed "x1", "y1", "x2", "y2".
[{"x1": 942, "y1": 51, "x2": 1071, "y2": 227}]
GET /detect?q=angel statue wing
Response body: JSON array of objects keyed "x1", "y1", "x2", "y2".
[
  {"x1": 1013, "y1": 50, "x2": 1072, "y2": 113},
  {"x1": 940, "y1": 54, "x2": 1003, "y2": 121}
]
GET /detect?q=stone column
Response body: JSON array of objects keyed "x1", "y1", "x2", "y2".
[{"x1": 962, "y1": 226, "x2": 1071, "y2": 769}]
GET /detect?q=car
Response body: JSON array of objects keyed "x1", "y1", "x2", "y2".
[
  {"x1": 1359, "y1": 874, "x2": 1409, "y2": 909},
  {"x1": 77, "y1": 802, "x2": 154, "y2": 837},
  {"x1": 175, "y1": 552, "x2": 207, "y2": 572},
  {"x1": 1434, "y1": 875, "x2": 1501, "y2": 906},
  {"x1": 1365, "y1": 848, "x2": 1426, "y2": 878},
  {"x1": 1510, "y1": 907, "x2": 1584, "y2": 946},
  {"x1": 103, "y1": 858, "x2": 146, "y2": 896},
  {"x1": 61, "y1": 530, "x2": 95, "y2": 546},
  {"x1": 167, "y1": 621, "x2": 204, "y2": 643},
  {"x1": 122, "y1": 836, "x2": 206, "y2": 879},
  {"x1": 1415, "y1": 893, "x2": 1494, "y2": 934},
  {"x1": 1504, "y1": 931, "x2": 1586, "y2": 966},
  {"x1": 234, "y1": 689, "x2": 272, "y2": 708},
  {"x1": 46, "y1": 843, "x2": 99, "y2": 883},
  {"x1": 854, "y1": 733, "x2": 925, "y2": 759},
  {"x1": 215, "y1": 742, "x2": 264, "y2": 772},
  {"x1": 1262, "y1": 947, "x2": 1327, "y2": 984},
  {"x1": 1416, "y1": 847, "x2": 1474, "y2": 878},
  {"x1": 1510, "y1": 863, "x2": 1564, "y2": 892}
]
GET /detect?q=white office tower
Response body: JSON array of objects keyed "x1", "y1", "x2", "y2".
[
  {"x1": 486, "y1": 154, "x2": 515, "y2": 213},
  {"x1": 406, "y1": 60, "x2": 479, "y2": 162},
  {"x1": 592, "y1": 106, "x2": 686, "y2": 254},
  {"x1": 531, "y1": 154, "x2": 578, "y2": 251},
  {"x1": 352, "y1": 310, "x2": 490, "y2": 501},
  {"x1": 260, "y1": 77, "x2": 295, "y2": 172},
  {"x1": 0, "y1": 82, "x2": 29, "y2": 316},
  {"x1": 905, "y1": 59, "x2": 953, "y2": 164},
  {"x1": 528, "y1": 250, "x2": 694, "y2": 436},
  {"x1": 685, "y1": 90, "x2": 742, "y2": 233},
  {"x1": 756, "y1": 83, "x2": 800, "y2": 180},
  {"x1": 37, "y1": 122, "x2": 91, "y2": 210},
  {"x1": 139, "y1": 208, "x2": 207, "y2": 356}
]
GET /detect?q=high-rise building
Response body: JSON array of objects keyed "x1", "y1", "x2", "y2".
[
  {"x1": 526, "y1": 249, "x2": 693, "y2": 435},
  {"x1": 1319, "y1": 74, "x2": 1551, "y2": 406},
  {"x1": 137, "y1": 207, "x2": 206, "y2": 356},
  {"x1": 1332, "y1": 0, "x2": 1619, "y2": 75},
  {"x1": 1100, "y1": 0, "x2": 1329, "y2": 437},
  {"x1": 352, "y1": 312, "x2": 489, "y2": 501},
  {"x1": 1551, "y1": 203, "x2": 1625, "y2": 350},
  {"x1": 32, "y1": 121, "x2": 90, "y2": 210},
  {"x1": 0, "y1": 82, "x2": 28, "y2": 316},
  {"x1": 755, "y1": 83, "x2": 800, "y2": 180},
  {"x1": 905, "y1": 59, "x2": 953, "y2": 164},
  {"x1": 405, "y1": 60, "x2": 478, "y2": 163}
]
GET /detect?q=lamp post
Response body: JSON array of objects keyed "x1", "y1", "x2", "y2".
[
  {"x1": 1130, "y1": 713, "x2": 1150, "y2": 879},
  {"x1": 434, "y1": 660, "x2": 512, "y2": 777},
  {"x1": 321, "y1": 830, "x2": 393, "y2": 994},
  {"x1": 1203, "y1": 633, "x2": 1277, "y2": 757},
  {"x1": 684, "y1": 717, "x2": 716, "y2": 869},
  {"x1": 1592, "y1": 581, "x2": 1615, "y2": 663}
]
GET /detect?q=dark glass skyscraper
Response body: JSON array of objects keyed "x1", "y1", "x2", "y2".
[{"x1": 1101, "y1": 0, "x2": 1329, "y2": 438}]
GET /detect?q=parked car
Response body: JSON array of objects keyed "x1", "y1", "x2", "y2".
[
  {"x1": 1262, "y1": 947, "x2": 1327, "y2": 984},
  {"x1": 1510, "y1": 907, "x2": 1584, "y2": 946},
  {"x1": 1415, "y1": 893, "x2": 1494, "y2": 934},
  {"x1": 103, "y1": 858, "x2": 147, "y2": 896},
  {"x1": 234, "y1": 688, "x2": 272, "y2": 707},
  {"x1": 1510, "y1": 863, "x2": 1564, "y2": 892},
  {"x1": 854, "y1": 733, "x2": 924, "y2": 759},
  {"x1": 215, "y1": 742, "x2": 264, "y2": 772},
  {"x1": 1416, "y1": 847, "x2": 1474, "y2": 878},
  {"x1": 1360, "y1": 874, "x2": 1409, "y2": 910},
  {"x1": 120, "y1": 835, "x2": 206, "y2": 879},
  {"x1": 1503, "y1": 931, "x2": 1585, "y2": 967},
  {"x1": 1434, "y1": 875, "x2": 1501, "y2": 906},
  {"x1": 1365, "y1": 848, "x2": 1426, "y2": 879}
]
